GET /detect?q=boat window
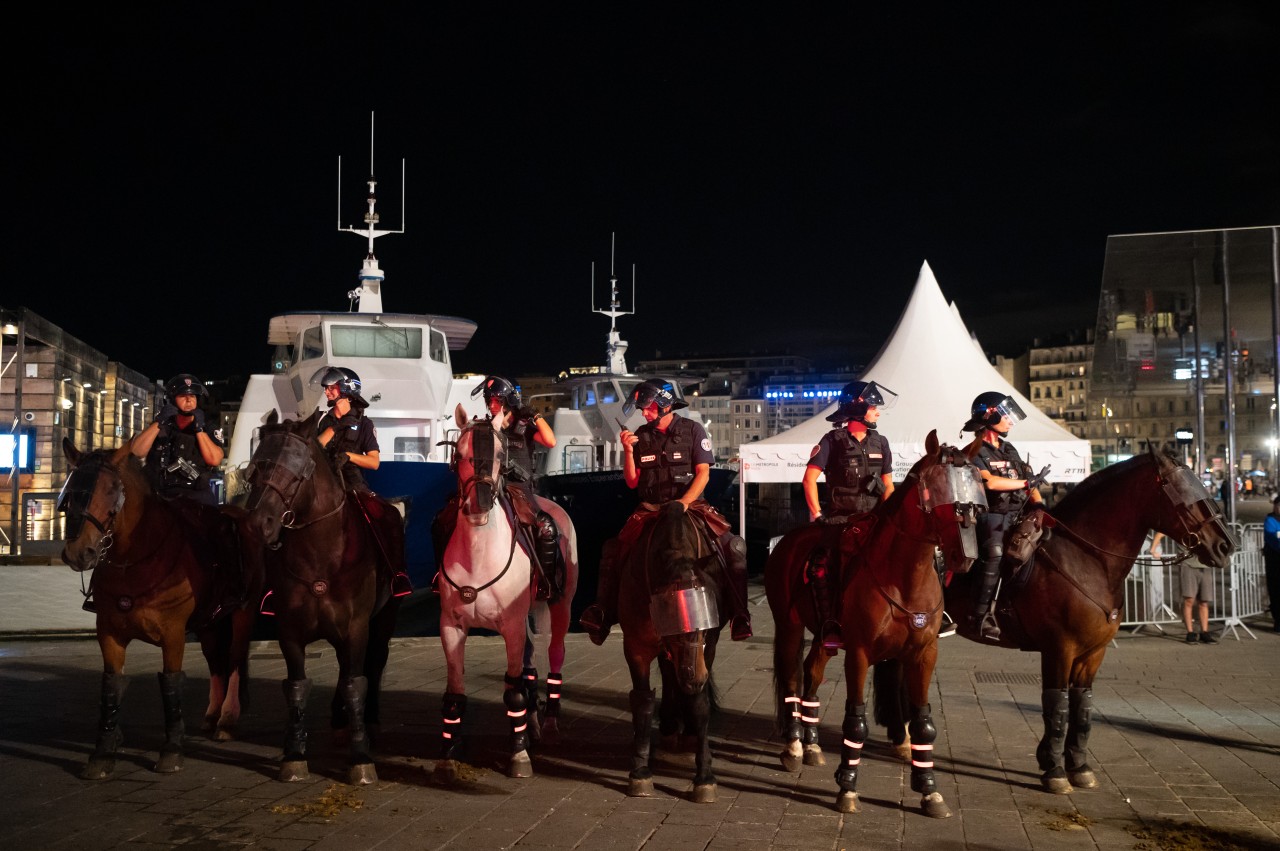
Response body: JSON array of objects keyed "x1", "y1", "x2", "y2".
[
  {"x1": 584, "y1": 386, "x2": 597, "y2": 406},
  {"x1": 597, "y1": 382, "x2": 618, "y2": 404},
  {"x1": 301, "y1": 327, "x2": 324, "y2": 360},
  {"x1": 429, "y1": 329, "x2": 447, "y2": 363},
  {"x1": 331, "y1": 325, "x2": 423, "y2": 358},
  {"x1": 393, "y1": 435, "x2": 431, "y2": 463}
]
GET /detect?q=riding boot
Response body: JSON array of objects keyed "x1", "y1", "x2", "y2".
[
  {"x1": 971, "y1": 557, "x2": 1002, "y2": 640},
  {"x1": 579, "y1": 539, "x2": 621, "y2": 645},
  {"x1": 535, "y1": 512, "x2": 562, "y2": 602},
  {"x1": 806, "y1": 547, "x2": 841, "y2": 654},
  {"x1": 156, "y1": 671, "x2": 186, "y2": 773},
  {"x1": 720, "y1": 533, "x2": 753, "y2": 641}
]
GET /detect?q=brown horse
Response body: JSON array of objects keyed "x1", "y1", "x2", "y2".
[
  {"x1": 243, "y1": 410, "x2": 401, "y2": 785},
  {"x1": 616, "y1": 500, "x2": 732, "y2": 803},
  {"x1": 59, "y1": 439, "x2": 257, "y2": 780},
  {"x1": 941, "y1": 448, "x2": 1236, "y2": 793},
  {"x1": 765, "y1": 431, "x2": 985, "y2": 817}
]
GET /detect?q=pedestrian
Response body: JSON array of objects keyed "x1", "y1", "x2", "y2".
[{"x1": 1265, "y1": 496, "x2": 1280, "y2": 633}]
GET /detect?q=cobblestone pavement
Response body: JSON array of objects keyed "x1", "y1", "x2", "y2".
[{"x1": 1, "y1": 576, "x2": 1278, "y2": 850}]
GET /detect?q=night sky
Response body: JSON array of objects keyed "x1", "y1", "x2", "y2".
[{"x1": 9, "y1": 6, "x2": 1279, "y2": 385}]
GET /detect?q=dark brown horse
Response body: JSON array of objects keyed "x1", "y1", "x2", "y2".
[
  {"x1": 59, "y1": 439, "x2": 257, "y2": 780},
  {"x1": 942, "y1": 448, "x2": 1236, "y2": 793},
  {"x1": 766, "y1": 431, "x2": 985, "y2": 817},
  {"x1": 243, "y1": 410, "x2": 401, "y2": 785},
  {"x1": 616, "y1": 500, "x2": 732, "y2": 803}
]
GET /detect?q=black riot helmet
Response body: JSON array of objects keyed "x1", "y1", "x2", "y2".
[
  {"x1": 964, "y1": 392, "x2": 1026, "y2": 432},
  {"x1": 471, "y1": 375, "x2": 521, "y2": 411},
  {"x1": 165, "y1": 374, "x2": 208, "y2": 402},
  {"x1": 825, "y1": 380, "x2": 897, "y2": 424},
  {"x1": 309, "y1": 366, "x2": 367, "y2": 408},
  {"x1": 623, "y1": 380, "x2": 688, "y2": 416}
]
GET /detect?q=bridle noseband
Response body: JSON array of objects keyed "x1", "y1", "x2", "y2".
[
  {"x1": 60, "y1": 455, "x2": 126, "y2": 556},
  {"x1": 246, "y1": 429, "x2": 344, "y2": 533}
]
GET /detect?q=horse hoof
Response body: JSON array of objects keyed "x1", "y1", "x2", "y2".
[
  {"x1": 155, "y1": 750, "x2": 184, "y2": 774},
  {"x1": 628, "y1": 777, "x2": 654, "y2": 797},
  {"x1": 921, "y1": 792, "x2": 952, "y2": 819},
  {"x1": 1070, "y1": 768, "x2": 1099, "y2": 789},
  {"x1": 348, "y1": 762, "x2": 378, "y2": 785},
  {"x1": 509, "y1": 752, "x2": 533, "y2": 778},
  {"x1": 803, "y1": 744, "x2": 826, "y2": 767},
  {"x1": 836, "y1": 791, "x2": 859, "y2": 813},
  {"x1": 434, "y1": 760, "x2": 459, "y2": 783},
  {"x1": 1042, "y1": 773, "x2": 1073, "y2": 795},
  {"x1": 691, "y1": 783, "x2": 717, "y2": 804},
  {"x1": 780, "y1": 749, "x2": 803, "y2": 773},
  {"x1": 894, "y1": 743, "x2": 912, "y2": 763},
  {"x1": 80, "y1": 758, "x2": 115, "y2": 781},
  {"x1": 279, "y1": 760, "x2": 310, "y2": 782}
]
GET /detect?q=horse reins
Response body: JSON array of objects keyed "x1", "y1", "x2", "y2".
[{"x1": 249, "y1": 430, "x2": 346, "y2": 531}]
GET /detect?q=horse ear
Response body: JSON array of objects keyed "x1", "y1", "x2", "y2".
[
  {"x1": 300, "y1": 409, "x2": 322, "y2": 436},
  {"x1": 926, "y1": 429, "x2": 939, "y2": 455},
  {"x1": 265, "y1": 408, "x2": 279, "y2": 426},
  {"x1": 455, "y1": 403, "x2": 467, "y2": 425},
  {"x1": 62, "y1": 436, "x2": 82, "y2": 466}
]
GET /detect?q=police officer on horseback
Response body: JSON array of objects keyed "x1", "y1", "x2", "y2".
[
  {"x1": 964, "y1": 391, "x2": 1044, "y2": 640},
  {"x1": 312, "y1": 366, "x2": 412, "y2": 597},
  {"x1": 132, "y1": 373, "x2": 225, "y2": 505},
  {"x1": 476, "y1": 375, "x2": 565, "y2": 601},
  {"x1": 802, "y1": 380, "x2": 896, "y2": 652},
  {"x1": 579, "y1": 379, "x2": 753, "y2": 645}
]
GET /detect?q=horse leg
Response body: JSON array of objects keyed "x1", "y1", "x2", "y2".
[
  {"x1": 775, "y1": 618, "x2": 806, "y2": 772},
  {"x1": 872, "y1": 661, "x2": 911, "y2": 761},
  {"x1": 835, "y1": 654, "x2": 869, "y2": 813},
  {"x1": 1065, "y1": 687, "x2": 1099, "y2": 789},
  {"x1": 503, "y1": 623, "x2": 533, "y2": 778},
  {"x1": 278, "y1": 640, "x2": 311, "y2": 782},
  {"x1": 690, "y1": 684, "x2": 717, "y2": 803},
  {"x1": 627, "y1": 687, "x2": 657, "y2": 796},
  {"x1": 540, "y1": 599, "x2": 570, "y2": 743},
  {"x1": 800, "y1": 639, "x2": 833, "y2": 767},
  {"x1": 338, "y1": 675, "x2": 377, "y2": 785},
  {"x1": 520, "y1": 627, "x2": 543, "y2": 746},
  {"x1": 154, "y1": 671, "x2": 187, "y2": 773},
  {"x1": 198, "y1": 620, "x2": 229, "y2": 736},
  {"x1": 435, "y1": 623, "x2": 468, "y2": 780},
  {"x1": 363, "y1": 598, "x2": 399, "y2": 737},
  {"x1": 1036, "y1": 688, "x2": 1072, "y2": 794},
  {"x1": 82, "y1": 634, "x2": 129, "y2": 781},
  {"x1": 907, "y1": 702, "x2": 951, "y2": 818}
]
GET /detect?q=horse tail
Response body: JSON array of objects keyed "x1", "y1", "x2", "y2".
[{"x1": 871, "y1": 659, "x2": 908, "y2": 731}]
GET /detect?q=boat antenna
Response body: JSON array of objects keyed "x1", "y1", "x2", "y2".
[
  {"x1": 337, "y1": 111, "x2": 405, "y2": 314},
  {"x1": 591, "y1": 232, "x2": 636, "y2": 374}
]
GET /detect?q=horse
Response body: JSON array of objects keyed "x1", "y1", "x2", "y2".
[
  {"x1": 940, "y1": 447, "x2": 1236, "y2": 794},
  {"x1": 612, "y1": 495, "x2": 738, "y2": 804},
  {"x1": 435, "y1": 405, "x2": 579, "y2": 779},
  {"x1": 765, "y1": 430, "x2": 986, "y2": 818},
  {"x1": 243, "y1": 410, "x2": 402, "y2": 785},
  {"x1": 59, "y1": 439, "x2": 257, "y2": 781}
]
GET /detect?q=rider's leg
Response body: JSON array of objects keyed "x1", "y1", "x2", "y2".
[
  {"x1": 807, "y1": 547, "x2": 841, "y2": 653},
  {"x1": 579, "y1": 538, "x2": 621, "y2": 645},
  {"x1": 719, "y1": 532, "x2": 753, "y2": 641},
  {"x1": 430, "y1": 496, "x2": 459, "y2": 594},
  {"x1": 534, "y1": 511, "x2": 561, "y2": 601},
  {"x1": 971, "y1": 514, "x2": 1005, "y2": 640}
]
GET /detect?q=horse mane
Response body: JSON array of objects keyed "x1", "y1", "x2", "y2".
[{"x1": 1049, "y1": 452, "x2": 1156, "y2": 517}]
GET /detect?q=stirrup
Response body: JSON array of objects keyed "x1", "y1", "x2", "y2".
[
  {"x1": 938, "y1": 613, "x2": 957, "y2": 639},
  {"x1": 731, "y1": 615, "x2": 753, "y2": 642},
  {"x1": 978, "y1": 612, "x2": 1001, "y2": 640},
  {"x1": 392, "y1": 572, "x2": 413, "y2": 598},
  {"x1": 430, "y1": 571, "x2": 442, "y2": 596},
  {"x1": 819, "y1": 620, "x2": 843, "y2": 654},
  {"x1": 81, "y1": 597, "x2": 97, "y2": 613},
  {"x1": 579, "y1": 605, "x2": 611, "y2": 645}
]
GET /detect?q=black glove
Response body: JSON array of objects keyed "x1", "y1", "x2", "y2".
[
  {"x1": 515, "y1": 405, "x2": 538, "y2": 423},
  {"x1": 335, "y1": 413, "x2": 360, "y2": 431},
  {"x1": 190, "y1": 408, "x2": 206, "y2": 430},
  {"x1": 1026, "y1": 465, "x2": 1051, "y2": 491},
  {"x1": 155, "y1": 403, "x2": 180, "y2": 424}
]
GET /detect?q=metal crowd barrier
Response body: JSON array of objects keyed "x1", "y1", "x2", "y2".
[{"x1": 1121, "y1": 523, "x2": 1266, "y2": 640}]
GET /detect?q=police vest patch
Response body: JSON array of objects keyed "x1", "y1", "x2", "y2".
[
  {"x1": 701, "y1": 438, "x2": 712, "y2": 452},
  {"x1": 671, "y1": 451, "x2": 684, "y2": 461},
  {"x1": 640, "y1": 454, "x2": 657, "y2": 463}
]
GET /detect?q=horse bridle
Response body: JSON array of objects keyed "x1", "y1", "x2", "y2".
[
  {"x1": 246, "y1": 429, "x2": 344, "y2": 531},
  {"x1": 59, "y1": 454, "x2": 126, "y2": 554},
  {"x1": 453, "y1": 423, "x2": 504, "y2": 524}
]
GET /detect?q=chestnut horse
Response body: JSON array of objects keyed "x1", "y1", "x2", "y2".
[
  {"x1": 59, "y1": 439, "x2": 257, "y2": 780},
  {"x1": 765, "y1": 431, "x2": 985, "y2": 818},
  {"x1": 435, "y1": 407, "x2": 578, "y2": 780},
  {"x1": 243, "y1": 410, "x2": 401, "y2": 785},
  {"x1": 941, "y1": 448, "x2": 1236, "y2": 793}
]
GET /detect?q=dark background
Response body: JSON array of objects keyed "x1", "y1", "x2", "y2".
[{"x1": 8, "y1": 5, "x2": 1278, "y2": 382}]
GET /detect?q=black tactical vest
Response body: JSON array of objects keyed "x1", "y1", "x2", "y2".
[
  {"x1": 634, "y1": 418, "x2": 698, "y2": 504},
  {"x1": 146, "y1": 425, "x2": 210, "y2": 493},
  {"x1": 824, "y1": 429, "x2": 890, "y2": 514},
  {"x1": 978, "y1": 438, "x2": 1030, "y2": 515},
  {"x1": 503, "y1": 418, "x2": 535, "y2": 483}
]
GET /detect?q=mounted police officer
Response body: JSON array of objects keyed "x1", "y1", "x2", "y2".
[
  {"x1": 132, "y1": 373, "x2": 224, "y2": 505},
  {"x1": 579, "y1": 379, "x2": 752, "y2": 644},
  {"x1": 801, "y1": 380, "x2": 896, "y2": 652},
  {"x1": 964, "y1": 391, "x2": 1044, "y2": 640},
  {"x1": 476, "y1": 375, "x2": 564, "y2": 600},
  {"x1": 312, "y1": 366, "x2": 412, "y2": 598}
]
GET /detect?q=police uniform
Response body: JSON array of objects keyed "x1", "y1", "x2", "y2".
[
  {"x1": 973, "y1": 438, "x2": 1033, "y2": 518},
  {"x1": 502, "y1": 412, "x2": 539, "y2": 502},
  {"x1": 970, "y1": 434, "x2": 1033, "y2": 638},
  {"x1": 145, "y1": 417, "x2": 225, "y2": 503},
  {"x1": 809, "y1": 428, "x2": 893, "y2": 515},
  {"x1": 501, "y1": 410, "x2": 562, "y2": 599},
  {"x1": 632, "y1": 415, "x2": 715, "y2": 505},
  {"x1": 318, "y1": 409, "x2": 379, "y2": 492}
]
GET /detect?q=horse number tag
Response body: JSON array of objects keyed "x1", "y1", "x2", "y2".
[
  {"x1": 311, "y1": 580, "x2": 329, "y2": 597},
  {"x1": 910, "y1": 612, "x2": 927, "y2": 629},
  {"x1": 459, "y1": 586, "x2": 478, "y2": 603}
]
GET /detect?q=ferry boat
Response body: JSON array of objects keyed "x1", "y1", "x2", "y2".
[{"x1": 224, "y1": 153, "x2": 485, "y2": 586}]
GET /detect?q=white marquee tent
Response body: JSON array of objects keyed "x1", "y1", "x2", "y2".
[{"x1": 736, "y1": 261, "x2": 1091, "y2": 533}]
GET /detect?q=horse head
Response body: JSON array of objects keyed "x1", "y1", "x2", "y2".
[
  {"x1": 59, "y1": 439, "x2": 139, "y2": 572},
  {"x1": 644, "y1": 502, "x2": 720, "y2": 696},
  {"x1": 894, "y1": 429, "x2": 987, "y2": 575},
  {"x1": 453, "y1": 415, "x2": 506, "y2": 527},
  {"x1": 243, "y1": 410, "x2": 336, "y2": 548},
  {"x1": 1149, "y1": 448, "x2": 1236, "y2": 568}
]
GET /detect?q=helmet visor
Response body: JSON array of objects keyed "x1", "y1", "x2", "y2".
[
  {"x1": 308, "y1": 366, "x2": 344, "y2": 390},
  {"x1": 859, "y1": 381, "x2": 897, "y2": 410},
  {"x1": 992, "y1": 396, "x2": 1026, "y2": 424}
]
